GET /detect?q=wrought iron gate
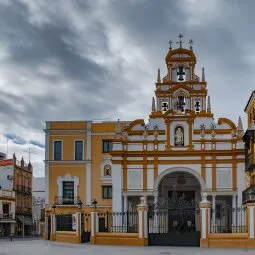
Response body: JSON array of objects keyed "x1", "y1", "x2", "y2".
[
  {"x1": 148, "y1": 192, "x2": 200, "y2": 246},
  {"x1": 47, "y1": 216, "x2": 51, "y2": 240}
]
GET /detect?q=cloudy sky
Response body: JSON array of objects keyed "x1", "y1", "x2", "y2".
[{"x1": 0, "y1": 0, "x2": 254, "y2": 177}]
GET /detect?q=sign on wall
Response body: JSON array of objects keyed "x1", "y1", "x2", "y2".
[
  {"x1": 72, "y1": 214, "x2": 77, "y2": 231},
  {"x1": 0, "y1": 159, "x2": 12, "y2": 166}
]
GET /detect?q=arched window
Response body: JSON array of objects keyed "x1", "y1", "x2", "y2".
[{"x1": 104, "y1": 165, "x2": 111, "y2": 176}]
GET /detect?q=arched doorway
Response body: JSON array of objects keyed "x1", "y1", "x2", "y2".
[{"x1": 148, "y1": 168, "x2": 203, "y2": 246}]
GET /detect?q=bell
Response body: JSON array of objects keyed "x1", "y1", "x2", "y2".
[{"x1": 178, "y1": 75, "x2": 184, "y2": 81}]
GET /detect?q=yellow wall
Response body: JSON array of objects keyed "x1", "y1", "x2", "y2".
[{"x1": 49, "y1": 164, "x2": 86, "y2": 204}]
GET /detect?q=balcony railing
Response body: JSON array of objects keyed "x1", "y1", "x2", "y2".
[
  {"x1": 54, "y1": 196, "x2": 80, "y2": 205},
  {"x1": 0, "y1": 189, "x2": 15, "y2": 198},
  {"x1": 16, "y1": 206, "x2": 32, "y2": 215},
  {"x1": 0, "y1": 213, "x2": 14, "y2": 220},
  {"x1": 242, "y1": 185, "x2": 255, "y2": 204},
  {"x1": 14, "y1": 185, "x2": 32, "y2": 194}
]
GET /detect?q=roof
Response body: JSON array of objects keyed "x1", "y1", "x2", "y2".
[{"x1": 244, "y1": 90, "x2": 255, "y2": 112}]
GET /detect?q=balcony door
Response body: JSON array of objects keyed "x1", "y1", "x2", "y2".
[{"x1": 62, "y1": 181, "x2": 74, "y2": 204}]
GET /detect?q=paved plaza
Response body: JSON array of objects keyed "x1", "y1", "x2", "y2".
[{"x1": 0, "y1": 239, "x2": 254, "y2": 255}]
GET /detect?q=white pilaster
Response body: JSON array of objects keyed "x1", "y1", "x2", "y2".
[
  {"x1": 123, "y1": 195, "x2": 128, "y2": 212},
  {"x1": 86, "y1": 121, "x2": 92, "y2": 205},
  {"x1": 248, "y1": 205, "x2": 255, "y2": 239},
  {"x1": 112, "y1": 164, "x2": 122, "y2": 212},
  {"x1": 212, "y1": 195, "x2": 216, "y2": 228},
  {"x1": 45, "y1": 122, "x2": 50, "y2": 205},
  {"x1": 232, "y1": 195, "x2": 237, "y2": 226}
]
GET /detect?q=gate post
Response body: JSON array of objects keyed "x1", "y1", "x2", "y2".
[
  {"x1": 90, "y1": 211, "x2": 99, "y2": 244},
  {"x1": 43, "y1": 216, "x2": 48, "y2": 240},
  {"x1": 50, "y1": 213, "x2": 56, "y2": 241},
  {"x1": 200, "y1": 193, "x2": 211, "y2": 248},
  {"x1": 76, "y1": 212, "x2": 82, "y2": 244},
  {"x1": 247, "y1": 202, "x2": 255, "y2": 248},
  {"x1": 137, "y1": 197, "x2": 148, "y2": 246}
]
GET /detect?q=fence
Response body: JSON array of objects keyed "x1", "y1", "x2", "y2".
[
  {"x1": 97, "y1": 210, "x2": 138, "y2": 233},
  {"x1": 210, "y1": 206, "x2": 247, "y2": 233},
  {"x1": 82, "y1": 212, "x2": 91, "y2": 243},
  {"x1": 56, "y1": 214, "x2": 75, "y2": 232}
]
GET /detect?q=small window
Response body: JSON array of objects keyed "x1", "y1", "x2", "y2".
[
  {"x1": 3, "y1": 204, "x2": 9, "y2": 214},
  {"x1": 102, "y1": 140, "x2": 113, "y2": 153},
  {"x1": 75, "y1": 141, "x2": 83, "y2": 160},
  {"x1": 102, "y1": 186, "x2": 112, "y2": 199},
  {"x1": 54, "y1": 141, "x2": 62, "y2": 160},
  {"x1": 104, "y1": 165, "x2": 111, "y2": 176}
]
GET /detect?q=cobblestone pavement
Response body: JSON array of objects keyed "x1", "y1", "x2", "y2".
[{"x1": 0, "y1": 239, "x2": 254, "y2": 255}]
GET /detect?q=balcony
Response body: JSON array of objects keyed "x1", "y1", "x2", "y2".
[
  {"x1": 54, "y1": 196, "x2": 80, "y2": 205},
  {"x1": 242, "y1": 185, "x2": 255, "y2": 204},
  {"x1": 14, "y1": 185, "x2": 32, "y2": 195},
  {"x1": 245, "y1": 153, "x2": 255, "y2": 171},
  {"x1": 0, "y1": 212, "x2": 14, "y2": 220},
  {"x1": 0, "y1": 189, "x2": 15, "y2": 198},
  {"x1": 16, "y1": 206, "x2": 32, "y2": 216}
]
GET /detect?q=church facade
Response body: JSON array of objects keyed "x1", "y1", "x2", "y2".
[
  {"x1": 110, "y1": 39, "x2": 246, "y2": 216},
  {"x1": 44, "y1": 38, "x2": 246, "y2": 230}
]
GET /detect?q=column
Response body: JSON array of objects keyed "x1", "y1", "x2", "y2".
[
  {"x1": 200, "y1": 193, "x2": 211, "y2": 248},
  {"x1": 86, "y1": 121, "x2": 92, "y2": 205},
  {"x1": 165, "y1": 118, "x2": 171, "y2": 150},
  {"x1": 232, "y1": 195, "x2": 237, "y2": 228},
  {"x1": 212, "y1": 195, "x2": 216, "y2": 232},
  {"x1": 90, "y1": 211, "x2": 99, "y2": 244},
  {"x1": 247, "y1": 203, "x2": 255, "y2": 248},
  {"x1": 50, "y1": 214, "x2": 56, "y2": 241},
  {"x1": 76, "y1": 212, "x2": 82, "y2": 243},
  {"x1": 137, "y1": 197, "x2": 149, "y2": 246},
  {"x1": 123, "y1": 195, "x2": 128, "y2": 212}
]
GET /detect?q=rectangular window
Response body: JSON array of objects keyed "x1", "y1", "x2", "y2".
[
  {"x1": 102, "y1": 140, "x2": 113, "y2": 153},
  {"x1": 75, "y1": 141, "x2": 83, "y2": 160},
  {"x1": 54, "y1": 141, "x2": 62, "y2": 160},
  {"x1": 102, "y1": 186, "x2": 112, "y2": 199},
  {"x1": 3, "y1": 204, "x2": 9, "y2": 214},
  {"x1": 63, "y1": 181, "x2": 74, "y2": 204}
]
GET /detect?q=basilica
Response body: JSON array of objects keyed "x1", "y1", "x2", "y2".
[{"x1": 110, "y1": 36, "x2": 246, "y2": 216}]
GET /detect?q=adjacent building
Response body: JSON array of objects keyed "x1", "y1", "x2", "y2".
[
  {"x1": 242, "y1": 91, "x2": 255, "y2": 203},
  {"x1": 0, "y1": 154, "x2": 33, "y2": 236},
  {"x1": 32, "y1": 177, "x2": 45, "y2": 235}
]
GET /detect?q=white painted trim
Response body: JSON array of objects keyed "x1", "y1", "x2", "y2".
[
  {"x1": 249, "y1": 206, "x2": 255, "y2": 239},
  {"x1": 57, "y1": 174, "x2": 79, "y2": 203},
  {"x1": 86, "y1": 121, "x2": 92, "y2": 205},
  {"x1": 45, "y1": 122, "x2": 50, "y2": 204},
  {"x1": 154, "y1": 167, "x2": 206, "y2": 192},
  {"x1": 73, "y1": 140, "x2": 84, "y2": 161},
  {"x1": 52, "y1": 140, "x2": 63, "y2": 161},
  {"x1": 138, "y1": 210, "x2": 143, "y2": 238}
]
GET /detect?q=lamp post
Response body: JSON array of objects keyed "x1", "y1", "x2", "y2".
[
  {"x1": 77, "y1": 200, "x2": 83, "y2": 210},
  {"x1": 92, "y1": 199, "x2": 98, "y2": 210}
]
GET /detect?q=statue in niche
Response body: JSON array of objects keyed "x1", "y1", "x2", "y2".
[
  {"x1": 176, "y1": 96, "x2": 185, "y2": 112},
  {"x1": 174, "y1": 126, "x2": 184, "y2": 146}
]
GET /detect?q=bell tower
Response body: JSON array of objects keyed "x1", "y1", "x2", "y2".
[{"x1": 153, "y1": 34, "x2": 209, "y2": 116}]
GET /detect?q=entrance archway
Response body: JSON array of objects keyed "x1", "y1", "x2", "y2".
[{"x1": 148, "y1": 167, "x2": 204, "y2": 247}]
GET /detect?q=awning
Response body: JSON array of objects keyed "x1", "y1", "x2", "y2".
[{"x1": 17, "y1": 216, "x2": 33, "y2": 226}]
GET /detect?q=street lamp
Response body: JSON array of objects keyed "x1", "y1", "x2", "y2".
[
  {"x1": 77, "y1": 200, "x2": 83, "y2": 210},
  {"x1": 92, "y1": 199, "x2": 98, "y2": 209}
]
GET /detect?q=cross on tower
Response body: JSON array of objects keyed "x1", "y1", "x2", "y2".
[
  {"x1": 162, "y1": 102, "x2": 169, "y2": 112},
  {"x1": 176, "y1": 33, "x2": 183, "y2": 48}
]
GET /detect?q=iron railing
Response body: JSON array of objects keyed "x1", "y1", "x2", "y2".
[
  {"x1": 210, "y1": 206, "x2": 247, "y2": 233},
  {"x1": 14, "y1": 185, "x2": 32, "y2": 194},
  {"x1": 54, "y1": 196, "x2": 80, "y2": 205},
  {"x1": 97, "y1": 210, "x2": 138, "y2": 233},
  {"x1": 56, "y1": 213, "x2": 75, "y2": 231},
  {"x1": 16, "y1": 206, "x2": 32, "y2": 215},
  {"x1": 0, "y1": 213, "x2": 14, "y2": 219},
  {"x1": 242, "y1": 185, "x2": 255, "y2": 204}
]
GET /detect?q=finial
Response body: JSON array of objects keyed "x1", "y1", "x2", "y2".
[
  {"x1": 176, "y1": 33, "x2": 183, "y2": 48},
  {"x1": 114, "y1": 119, "x2": 121, "y2": 139},
  {"x1": 207, "y1": 96, "x2": 211, "y2": 113},
  {"x1": 157, "y1": 68, "x2": 161, "y2": 82},
  {"x1": 202, "y1": 67, "x2": 205, "y2": 81},
  {"x1": 169, "y1": 40, "x2": 173, "y2": 50},
  {"x1": 237, "y1": 116, "x2": 244, "y2": 138},
  {"x1": 189, "y1": 39, "x2": 193, "y2": 50},
  {"x1": 151, "y1": 97, "x2": 156, "y2": 112}
]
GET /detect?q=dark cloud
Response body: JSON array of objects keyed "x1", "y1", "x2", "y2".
[{"x1": 0, "y1": 0, "x2": 254, "y2": 175}]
